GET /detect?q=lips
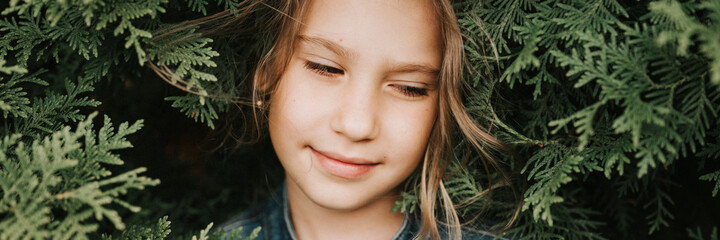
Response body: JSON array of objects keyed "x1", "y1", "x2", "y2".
[{"x1": 311, "y1": 147, "x2": 379, "y2": 179}]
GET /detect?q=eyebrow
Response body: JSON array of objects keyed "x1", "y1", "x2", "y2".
[
  {"x1": 389, "y1": 63, "x2": 440, "y2": 76},
  {"x1": 297, "y1": 35, "x2": 355, "y2": 59},
  {"x1": 296, "y1": 34, "x2": 440, "y2": 76}
]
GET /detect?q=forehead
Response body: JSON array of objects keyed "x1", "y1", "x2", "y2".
[{"x1": 299, "y1": 0, "x2": 442, "y2": 66}]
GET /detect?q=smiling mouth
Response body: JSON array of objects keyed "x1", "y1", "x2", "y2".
[{"x1": 310, "y1": 147, "x2": 379, "y2": 179}]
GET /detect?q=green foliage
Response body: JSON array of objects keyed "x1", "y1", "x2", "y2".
[
  {"x1": 0, "y1": 113, "x2": 159, "y2": 239},
  {"x1": 0, "y1": 59, "x2": 26, "y2": 74},
  {"x1": 148, "y1": 26, "x2": 226, "y2": 128},
  {"x1": 2, "y1": 0, "x2": 166, "y2": 66},
  {"x1": 100, "y1": 216, "x2": 260, "y2": 240},
  {"x1": 699, "y1": 133, "x2": 720, "y2": 197},
  {"x1": 688, "y1": 226, "x2": 718, "y2": 240},
  {"x1": 17, "y1": 75, "x2": 102, "y2": 137},
  {"x1": 1, "y1": 0, "x2": 719, "y2": 239},
  {"x1": 700, "y1": 170, "x2": 720, "y2": 197},
  {"x1": 148, "y1": 27, "x2": 220, "y2": 97},
  {"x1": 500, "y1": 194, "x2": 606, "y2": 240},
  {"x1": 391, "y1": 191, "x2": 418, "y2": 214},
  {"x1": 651, "y1": 0, "x2": 720, "y2": 85},
  {"x1": 102, "y1": 216, "x2": 172, "y2": 240},
  {"x1": 165, "y1": 95, "x2": 223, "y2": 129},
  {"x1": 190, "y1": 223, "x2": 260, "y2": 240},
  {"x1": 522, "y1": 145, "x2": 585, "y2": 225},
  {"x1": 0, "y1": 70, "x2": 47, "y2": 119},
  {"x1": 455, "y1": 0, "x2": 720, "y2": 233}
]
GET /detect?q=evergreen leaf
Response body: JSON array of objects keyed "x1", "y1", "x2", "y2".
[
  {"x1": 699, "y1": 170, "x2": 720, "y2": 197},
  {"x1": 0, "y1": 113, "x2": 158, "y2": 238}
]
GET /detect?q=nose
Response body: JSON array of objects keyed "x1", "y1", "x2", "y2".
[{"x1": 329, "y1": 79, "x2": 380, "y2": 142}]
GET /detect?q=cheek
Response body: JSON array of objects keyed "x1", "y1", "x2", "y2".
[
  {"x1": 382, "y1": 98, "x2": 437, "y2": 167},
  {"x1": 271, "y1": 62, "x2": 312, "y2": 121},
  {"x1": 268, "y1": 65, "x2": 310, "y2": 156},
  {"x1": 268, "y1": 61, "x2": 331, "y2": 152}
]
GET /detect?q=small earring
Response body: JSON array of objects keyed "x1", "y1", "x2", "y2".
[{"x1": 255, "y1": 100, "x2": 263, "y2": 107}]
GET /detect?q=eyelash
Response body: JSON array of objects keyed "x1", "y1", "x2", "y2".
[
  {"x1": 304, "y1": 61, "x2": 428, "y2": 98},
  {"x1": 394, "y1": 85, "x2": 428, "y2": 97},
  {"x1": 304, "y1": 61, "x2": 344, "y2": 76}
]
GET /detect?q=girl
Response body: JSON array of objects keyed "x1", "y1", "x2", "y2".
[{"x1": 163, "y1": 0, "x2": 518, "y2": 239}]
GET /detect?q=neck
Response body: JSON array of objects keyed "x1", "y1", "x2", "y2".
[{"x1": 286, "y1": 180, "x2": 405, "y2": 240}]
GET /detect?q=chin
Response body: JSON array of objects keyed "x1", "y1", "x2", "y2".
[
  {"x1": 313, "y1": 196, "x2": 365, "y2": 211},
  {"x1": 305, "y1": 181, "x2": 376, "y2": 211},
  {"x1": 304, "y1": 175, "x2": 382, "y2": 211}
]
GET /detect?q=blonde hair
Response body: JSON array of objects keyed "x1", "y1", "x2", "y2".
[{"x1": 151, "y1": 0, "x2": 520, "y2": 239}]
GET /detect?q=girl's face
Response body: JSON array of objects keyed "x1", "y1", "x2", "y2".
[{"x1": 269, "y1": 0, "x2": 441, "y2": 211}]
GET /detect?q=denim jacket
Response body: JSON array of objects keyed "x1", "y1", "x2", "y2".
[{"x1": 218, "y1": 183, "x2": 499, "y2": 240}]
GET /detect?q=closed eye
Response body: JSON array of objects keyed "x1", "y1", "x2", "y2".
[
  {"x1": 392, "y1": 85, "x2": 428, "y2": 98},
  {"x1": 304, "y1": 61, "x2": 344, "y2": 77}
]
